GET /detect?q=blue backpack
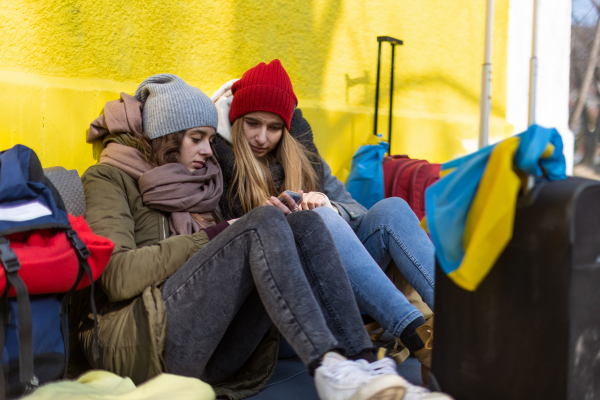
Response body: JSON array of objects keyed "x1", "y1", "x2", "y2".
[{"x1": 0, "y1": 145, "x2": 99, "y2": 399}]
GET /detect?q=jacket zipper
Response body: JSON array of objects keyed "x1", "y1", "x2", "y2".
[{"x1": 162, "y1": 215, "x2": 167, "y2": 240}]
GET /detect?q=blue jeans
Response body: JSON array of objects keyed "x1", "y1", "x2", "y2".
[{"x1": 313, "y1": 197, "x2": 435, "y2": 337}]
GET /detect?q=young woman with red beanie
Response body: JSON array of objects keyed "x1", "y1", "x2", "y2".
[
  {"x1": 77, "y1": 74, "x2": 427, "y2": 400},
  {"x1": 212, "y1": 60, "x2": 447, "y2": 397}
]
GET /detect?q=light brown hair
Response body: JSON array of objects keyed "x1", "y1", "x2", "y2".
[
  {"x1": 141, "y1": 131, "x2": 185, "y2": 167},
  {"x1": 230, "y1": 117, "x2": 319, "y2": 214}
]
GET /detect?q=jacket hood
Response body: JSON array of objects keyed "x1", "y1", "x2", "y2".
[
  {"x1": 211, "y1": 79, "x2": 239, "y2": 143},
  {"x1": 103, "y1": 132, "x2": 147, "y2": 155}
]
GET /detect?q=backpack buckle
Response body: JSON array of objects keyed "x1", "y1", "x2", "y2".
[
  {"x1": 66, "y1": 229, "x2": 91, "y2": 259},
  {"x1": 0, "y1": 237, "x2": 21, "y2": 273}
]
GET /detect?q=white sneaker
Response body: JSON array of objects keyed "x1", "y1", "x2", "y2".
[
  {"x1": 402, "y1": 379, "x2": 455, "y2": 400},
  {"x1": 402, "y1": 382, "x2": 454, "y2": 400},
  {"x1": 315, "y1": 352, "x2": 407, "y2": 400},
  {"x1": 364, "y1": 357, "x2": 401, "y2": 377},
  {"x1": 365, "y1": 357, "x2": 454, "y2": 400}
]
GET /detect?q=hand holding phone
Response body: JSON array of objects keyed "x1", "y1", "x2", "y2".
[
  {"x1": 277, "y1": 190, "x2": 302, "y2": 206},
  {"x1": 266, "y1": 190, "x2": 304, "y2": 215}
]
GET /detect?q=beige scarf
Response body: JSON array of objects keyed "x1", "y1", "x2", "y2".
[
  {"x1": 100, "y1": 143, "x2": 223, "y2": 235},
  {"x1": 88, "y1": 93, "x2": 144, "y2": 142}
]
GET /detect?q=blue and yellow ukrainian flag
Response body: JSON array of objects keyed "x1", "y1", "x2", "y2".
[{"x1": 423, "y1": 125, "x2": 567, "y2": 291}]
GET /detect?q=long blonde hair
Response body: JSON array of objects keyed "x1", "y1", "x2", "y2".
[{"x1": 230, "y1": 117, "x2": 319, "y2": 214}]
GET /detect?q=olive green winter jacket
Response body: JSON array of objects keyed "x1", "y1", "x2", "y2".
[{"x1": 74, "y1": 135, "x2": 279, "y2": 399}]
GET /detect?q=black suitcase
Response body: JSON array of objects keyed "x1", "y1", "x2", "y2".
[{"x1": 432, "y1": 177, "x2": 600, "y2": 400}]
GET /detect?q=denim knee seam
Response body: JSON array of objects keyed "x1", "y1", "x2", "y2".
[
  {"x1": 293, "y1": 232, "x2": 358, "y2": 356},
  {"x1": 360, "y1": 225, "x2": 435, "y2": 289},
  {"x1": 385, "y1": 226, "x2": 435, "y2": 288}
]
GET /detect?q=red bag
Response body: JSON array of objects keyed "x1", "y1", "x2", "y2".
[
  {"x1": 383, "y1": 155, "x2": 441, "y2": 220},
  {"x1": 0, "y1": 215, "x2": 114, "y2": 296}
]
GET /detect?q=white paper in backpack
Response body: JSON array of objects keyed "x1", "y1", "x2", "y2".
[{"x1": 0, "y1": 200, "x2": 52, "y2": 222}]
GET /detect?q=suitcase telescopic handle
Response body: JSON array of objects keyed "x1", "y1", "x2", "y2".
[{"x1": 374, "y1": 36, "x2": 403, "y2": 156}]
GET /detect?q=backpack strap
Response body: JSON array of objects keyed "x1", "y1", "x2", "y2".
[
  {"x1": 59, "y1": 261, "x2": 84, "y2": 379},
  {"x1": 62, "y1": 229, "x2": 99, "y2": 369},
  {"x1": 0, "y1": 279, "x2": 8, "y2": 399},
  {"x1": 0, "y1": 237, "x2": 38, "y2": 391}
]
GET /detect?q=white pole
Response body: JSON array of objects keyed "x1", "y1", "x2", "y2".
[
  {"x1": 479, "y1": 0, "x2": 495, "y2": 149},
  {"x1": 528, "y1": 0, "x2": 539, "y2": 126}
]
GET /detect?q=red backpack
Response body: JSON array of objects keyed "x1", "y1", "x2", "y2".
[{"x1": 382, "y1": 155, "x2": 441, "y2": 220}]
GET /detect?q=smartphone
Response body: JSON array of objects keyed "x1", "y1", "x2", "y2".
[{"x1": 277, "y1": 190, "x2": 302, "y2": 207}]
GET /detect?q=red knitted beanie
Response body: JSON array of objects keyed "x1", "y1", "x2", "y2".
[{"x1": 229, "y1": 59, "x2": 298, "y2": 129}]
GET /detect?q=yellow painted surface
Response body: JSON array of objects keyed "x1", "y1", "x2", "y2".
[{"x1": 0, "y1": 0, "x2": 511, "y2": 180}]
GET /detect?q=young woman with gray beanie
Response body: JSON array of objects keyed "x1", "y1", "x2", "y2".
[{"x1": 75, "y1": 73, "x2": 410, "y2": 400}]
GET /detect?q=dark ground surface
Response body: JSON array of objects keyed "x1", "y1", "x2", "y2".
[{"x1": 248, "y1": 332, "x2": 422, "y2": 400}]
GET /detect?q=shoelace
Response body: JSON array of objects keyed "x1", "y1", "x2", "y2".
[
  {"x1": 321, "y1": 359, "x2": 373, "y2": 383},
  {"x1": 365, "y1": 357, "x2": 399, "y2": 376},
  {"x1": 366, "y1": 357, "x2": 431, "y2": 396}
]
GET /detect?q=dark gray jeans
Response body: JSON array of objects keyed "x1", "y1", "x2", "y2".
[{"x1": 161, "y1": 206, "x2": 372, "y2": 384}]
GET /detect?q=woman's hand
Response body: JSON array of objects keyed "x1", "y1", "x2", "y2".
[
  {"x1": 266, "y1": 190, "x2": 304, "y2": 215},
  {"x1": 298, "y1": 191, "x2": 333, "y2": 210},
  {"x1": 228, "y1": 218, "x2": 240, "y2": 224}
]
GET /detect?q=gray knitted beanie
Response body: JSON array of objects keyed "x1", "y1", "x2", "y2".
[{"x1": 134, "y1": 74, "x2": 218, "y2": 140}]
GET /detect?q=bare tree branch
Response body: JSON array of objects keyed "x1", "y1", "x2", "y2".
[
  {"x1": 570, "y1": 16, "x2": 600, "y2": 131},
  {"x1": 580, "y1": 107, "x2": 596, "y2": 166}
]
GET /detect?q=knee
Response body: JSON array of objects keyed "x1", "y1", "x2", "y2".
[
  {"x1": 310, "y1": 207, "x2": 355, "y2": 235},
  {"x1": 286, "y1": 210, "x2": 337, "y2": 246},
  {"x1": 369, "y1": 197, "x2": 416, "y2": 220},
  {"x1": 286, "y1": 209, "x2": 328, "y2": 231},
  {"x1": 251, "y1": 205, "x2": 285, "y2": 218},
  {"x1": 311, "y1": 206, "x2": 339, "y2": 224},
  {"x1": 290, "y1": 207, "x2": 345, "y2": 234},
  {"x1": 243, "y1": 206, "x2": 287, "y2": 229}
]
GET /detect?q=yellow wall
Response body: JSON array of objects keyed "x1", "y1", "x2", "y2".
[{"x1": 0, "y1": 0, "x2": 511, "y2": 180}]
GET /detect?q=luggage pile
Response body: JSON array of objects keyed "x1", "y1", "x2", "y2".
[
  {"x1": 346, "y1": 36, "x2": 441, "y2": 217},
  {"x1": 382, "y1": 155, "x2": 440, "y2": 221},
  {"x1": 349, "y1": 27, "x2": 600, "y2": 400}
]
